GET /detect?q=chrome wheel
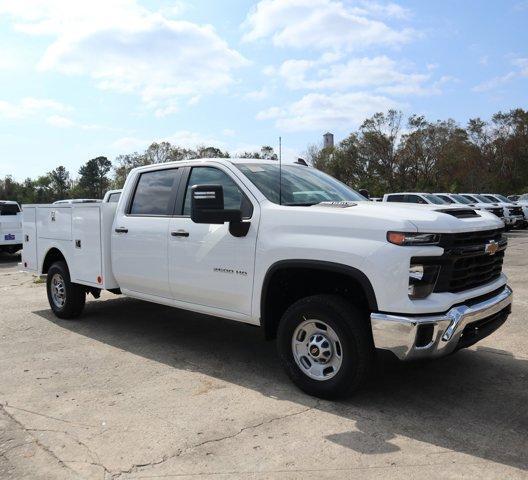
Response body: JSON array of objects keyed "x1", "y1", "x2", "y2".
[
  {"x1": 51, "y1": 273, "x2": 66, "y2": 308},
  {"x1": 292, "y1": 318, "x2": 343, "y2": 381}
]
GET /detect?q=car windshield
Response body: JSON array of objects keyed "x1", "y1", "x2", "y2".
[
  {"x1": 475, "y1": 194, "x2": 494, "y2": 204},
  {"x1": 236, "y1": 163, "x2": 366, "y2": 205},
  {"x1": 494, "y1": 194, "x2": 511, "y2": 203},
  {"x1": 423, "y1": 194, "x2": 447, "y2": 204},
  {"x1": 484, "y1": 195, "x2": 500, "y2": 202},
  {"x1": 450, "y1": 194, "x2": 472, "y2": 205},
  {"x1": 520, "y1": 194, "x2": 528, "y2": 202},
  {"x1": 0, "y1": 203, "x2": 20, "y2": 215}
]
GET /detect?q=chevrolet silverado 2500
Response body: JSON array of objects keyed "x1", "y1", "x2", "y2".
[{"x1": 22, "y1": 159, "x2": 513, "y2": 398}]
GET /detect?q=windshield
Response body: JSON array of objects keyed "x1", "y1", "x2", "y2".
[
  {"x1": 520, "y1": 194, "x2": 528, "y2": 202},
  {"x1": 449, "y1": 194, "x2": 472, "y2": 205},
  {"x1": 0, "y1": 203, "x2": 20, "y2": 215},
  {"x1": 423, "y1": 194, "x2": 447, "y2": 204},
  {"x1": 494, "y1": 194, "x2": 511, "y2": 203},
  {"x1": 475, "y1": 194, "x2": 494, "y2": 204},
  {"x1": 236, "y1": 163, "x2": 366, "y2": 205}
]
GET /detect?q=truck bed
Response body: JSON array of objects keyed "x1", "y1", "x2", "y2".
[{"x1": 22, "y1": 203, "x2": 119, "y2": 290}]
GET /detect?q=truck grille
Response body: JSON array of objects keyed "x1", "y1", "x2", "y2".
[
  {"x1": 418, "y1": 228, "x2": 507, "y2": 294},
  {"x1": 487, "y1": 207, "x2": 504, "y2": 218},
  {"x1": 509, "y1": 206, "x2": 524, "y2": 217}
]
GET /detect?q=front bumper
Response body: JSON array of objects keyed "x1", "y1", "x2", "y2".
[{"x1": 371, "y1": 285, "x2": 513, "y2": 360}]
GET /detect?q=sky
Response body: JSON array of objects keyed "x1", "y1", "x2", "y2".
[{"x1": 0, "y1": 0, "x2": 527, "y2": 180}]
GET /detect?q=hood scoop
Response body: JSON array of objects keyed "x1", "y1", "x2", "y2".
[
  {"x1": 317, "y1": 201, "x2": 357, "y2": 208},
  {"x1": 436, "y1": 208, "x2": 480, "y2": 218}
]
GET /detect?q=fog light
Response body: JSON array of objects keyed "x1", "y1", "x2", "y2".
[{"x1": 409, "y1": 264, "x2": 440, "y2": 299}]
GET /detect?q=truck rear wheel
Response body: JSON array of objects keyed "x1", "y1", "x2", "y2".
[
  {"x1": 46, "y1": 261, "x2": 86, "y2": 319},
  {"x1": 277, "y1": 294, "x2": 374, "y2": 399}
]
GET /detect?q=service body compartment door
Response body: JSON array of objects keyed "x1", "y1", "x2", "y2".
[
  {"x1": 71, "y1": 205, "x2": 102, "y2": 286},
  {"x1": 37, "y1": 206, "x2": 72, "y2": 240},
  {"x1": 22, "y1": 207, "x2": 38, "y2": 272}
]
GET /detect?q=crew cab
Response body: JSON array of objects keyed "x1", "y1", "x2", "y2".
[
  {"x1": 0, "y1": 201, "x2": 23, "y2": 254},
  {"x1": 22, "y1": 159, "x2": 513, "y2": 398}
]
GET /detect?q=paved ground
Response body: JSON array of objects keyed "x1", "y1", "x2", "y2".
[{"x1": 1, "y1": 231, "x2": 527, "y2": 479}]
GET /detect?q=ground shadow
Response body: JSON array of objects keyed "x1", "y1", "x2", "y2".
[{"x1": 35, "y1": 296, "x2": 528, "y2": 470}]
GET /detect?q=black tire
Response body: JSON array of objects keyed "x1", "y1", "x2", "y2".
[
  {"x1": 277, "y1": 294, "x2": 374, "y2": 399},
  {"x1": 46, "y1": 261, "x2": 86, "y2": 319}
]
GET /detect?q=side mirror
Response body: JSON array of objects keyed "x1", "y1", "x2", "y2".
[{"x1": 191, "y1": 184, "x2": 242, "y2": 224}]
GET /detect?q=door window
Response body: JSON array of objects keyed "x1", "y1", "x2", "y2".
[
  {"x1": 182, "y1": 167, "x2": 253, "y2": 218},
  {"x1": 386, "y1": 194, "x2": 405, "y2": 202},
  {"x1": 405, "y1": 195, "x2": 426, "y2": 204},
  {"x1": 129, "y1": 169, "x2": 179, "y2": 216}
]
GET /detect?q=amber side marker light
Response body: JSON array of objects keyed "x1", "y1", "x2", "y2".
[
  {"x1": 387, "y1": 232, "x2": 406, "y2": 245},
  {"x1": 387, "y1": 232, "x2": 441, "y2": 246}
]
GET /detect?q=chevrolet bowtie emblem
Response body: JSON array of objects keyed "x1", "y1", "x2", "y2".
[{"x1": 485, "y1": 240, "x2": 499, "y2": 256}]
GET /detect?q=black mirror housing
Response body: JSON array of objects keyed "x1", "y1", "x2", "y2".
[{"x1": 191, "y1": 184, "x2": 242, "y2": 224}]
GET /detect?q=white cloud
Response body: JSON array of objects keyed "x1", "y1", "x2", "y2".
[
  {"x1": 257, "y1": 92, "x2": 401, "y2": 131},
  {"x1": 111, "y1": 130, "x2": 227, "y2": 153},
  {"x1": 244, "y1": 87, "x2": 271, "y2": 100},
  {"x1": 242, "y1": 0, "x2": 414, "y2": 51},
  {"x1": 271, "y1": 55, "x2": 454, "y2": 97},
  {"x1": 0, "y1": 97, "x2": 71, "y2": 119},
  {"x1": 0, "y1": 0, "x2": 248, "y2": 115},
  {"x1": 46, "y1": 114, "x2": 106, "y2": 130},
  {"x1": 473, "y1": 57, "x2": 528, "y2": 92},
  {"x1": 46, "y1": 115, "x2": 75, "y2": 128}
]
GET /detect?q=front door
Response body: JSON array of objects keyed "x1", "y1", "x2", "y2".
[
  {"x1": 168, "y1": 165, "x2": 259, "y2": 316},
  {"x1": 112, "y1": 167, "x2": 182, "y2": 299}
]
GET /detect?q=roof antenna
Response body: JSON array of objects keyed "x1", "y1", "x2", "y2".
[{"x1": 279, "y1": 136, "x2": 282, "y2": 206}]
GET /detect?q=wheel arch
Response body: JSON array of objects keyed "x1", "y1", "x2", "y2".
[
  {"x1": 260, "y1": 260, "x2": 378, "y2": 340},
  {"x1": 41, "y1": 247, "x2": 67, "y2": 275}
]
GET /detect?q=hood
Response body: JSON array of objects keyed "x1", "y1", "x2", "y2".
[{"x1": 305, "y1": 201, "x2": 504, "y2": 233}]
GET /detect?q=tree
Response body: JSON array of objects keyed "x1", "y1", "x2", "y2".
[
  {"x1": 48, "y1": 166, "x2": 71, "y2": 199},
  {"x1": 237, "y1": 146, "x2": 277, "y2": 160},
  {"x1": 77, "y1": 156, "x2": 112, "y2": 198}
]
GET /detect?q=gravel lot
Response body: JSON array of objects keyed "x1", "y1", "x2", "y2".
[{"x1": 1, "y1": 231, "x2": 527, "y2": 479}]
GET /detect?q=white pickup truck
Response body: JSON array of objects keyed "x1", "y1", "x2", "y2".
[
  {"x1": 22, "y1": 159, "x2": 513, "y2": 398},
  {"x1": 0, "y1": 200, "x2": 23, "y2": 254}
]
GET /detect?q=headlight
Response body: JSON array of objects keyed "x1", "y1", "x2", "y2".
[
  {"x1": 387, "y1": 232, "x2": 441, "y2": 246},
  {"x1": 408, "y1": 263, "x2": 440, "y2": 299}
]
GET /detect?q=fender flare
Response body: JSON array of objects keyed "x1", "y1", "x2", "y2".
[{"x1": 260, "y1": 259, "x2": 378, "y2": 334}]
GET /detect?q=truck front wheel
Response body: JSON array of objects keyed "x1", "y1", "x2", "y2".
[
  {"x1": 277, "y1": 294, "x2": 374, "y2": 399},
  {"x1": 46, "y1": 261, "x2": 86, "y2": 319}
]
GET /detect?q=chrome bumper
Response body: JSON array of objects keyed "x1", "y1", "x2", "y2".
[{"x1": 371, "y1": 286, "x2": 513, "y2": 360}]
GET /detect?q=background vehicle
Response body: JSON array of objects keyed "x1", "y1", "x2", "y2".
[
  {"x1": 103, "y1": 189, "x2": 122, "y2": 203},
  {"x1": 435, "y1": 193, "x2": 506, "y2": 218},
  {"x1": 383, "y1": 192, "x2": 448, "y2": 205},
  {"x1": 23, "y1": 159, "x2": 513, "y2": 398},
  {"x1": 461, "y1": 193, "x2": 520, "y2": 230},
  {"x1": 0, "y1": 201, "x2": 22, "y2": 254},
  {"x1": 481, "y1": 194, "x2": 527, "y2": 229},
  {"x1": 459, "y1": 193, "x2": 507, "y2": 226},
  {"x1": 508, "y1": 195, "x2": 520, "y2": 202}
]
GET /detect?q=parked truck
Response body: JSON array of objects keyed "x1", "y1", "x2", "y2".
[
  {"x1": 0, "y1": 201, "x2": 23, "y2": 255},
  {"x1": 22, "y1": 159, "x2": 513, "y2": 398}
]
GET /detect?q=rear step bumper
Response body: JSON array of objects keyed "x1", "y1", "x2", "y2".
[{"x1": 370, "y1": 285, "x2": 513, "y2": 360}]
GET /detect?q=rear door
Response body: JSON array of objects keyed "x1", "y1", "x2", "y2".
[{"x1": 112, "y1": 167, "x2": 182, "y2": 299}]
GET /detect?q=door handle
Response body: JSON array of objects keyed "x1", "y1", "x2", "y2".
[
  {"x1": 171, "y1": 230, "x2": 189, "y2": 237},
  {"x1": 115, "y1": 227, "x2": 128, "y2": 233}
]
